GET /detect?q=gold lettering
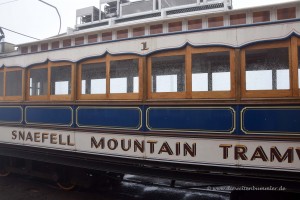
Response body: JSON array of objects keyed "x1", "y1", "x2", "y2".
[
  {"x1": 147, "y1": 140, "x2": 157, "y2": 154},
  {"x1": 26, "y1": 132, "x2": 33, "y2": 141},
  {"x1": 67, "y1": 135, "x2": 75, "y2": 146},
  {"x1": 121, "y1": 139, "x2": 131, "y2": 151},
  {"x1": 134, "y1": 140, "x2": 144, "y2": 153},
  {"x1": 234, "y1": 145, "x2": 248, "y2": 160},
  {"x1": 219, "y1": 144, "x2": 232, "y2": 159},
  {"x1": 91, "y1": 137, "x2": 105, "y2": 149},
  {"x1": 108, "y1": 139, "x2": 118, "y2": 150},
  {"x1": 34, "y1": 132, "x2": 40, "y2": 142},
  {"x1": 251, "y1": 146, "x2": 268, "y2": 161},
  {"x1": 12, "y1": 130, "x2": 17, "y2": 140},
  {"x1": 183, "y1": 143, "x2": 196, "y2": 157},
  {"x1": 270, "y1": 147, "x2": 293, "y2": 163},
  {"x1": 42, "y1": 133, "x2": 49, "y2": 143},
  {"x1": 59, "y1": 135, "x2": 66, "y2": 145},
  {"x1": 158, "y1": 142, "x2": 173, "y2": 155},
  {"x1": 50, "y1": 133, "x2": 57, "y2": 144}
]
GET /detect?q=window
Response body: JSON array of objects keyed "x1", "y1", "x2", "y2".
[
  {"x1": 245, "y1": 48, "x2": 289, "y2": 91},
  {"x1": 253, "y1": 11, "x2": 270, "y2": 23},
  {"x1": 117, "y1": 29, "x2": 128, "y2": 39},
  {"x1": 63, "y1": 39, "x2": 71, "y2": 47},
  {"x1": 29, "y1": 68, "x2": 48, "y2": 96},
  {"x1": 88, "y1": 34, "x2": 98, "y2": 43},
  {"x1": 51, "y1": 65, "x2": 72, "y2": 95},
  {"x1": 102, "y1": 32, "x2": 112, "y2": 41},
  {"x1": 51, "y1": 41, "x2": 59, "y2": 49},
  {"x1": 110, "y1": 59, "x2": 138, "y2": 94},
  {"x1": 21, "y1": 47, "x2": 28, "y2": 54},
  {"x1": 150, "y1": 24, "x2": 163, "y2": 35},
  {"x1": 31, "y1": 45, "x2": 38, "y2": 53},
  {"x1": 81, "y1": 62, "x2": 106, "y2": 95},
  {"x1": 41, "y1": 43, "x2": 48, "y2": 51},
  {"x1": 277, "y1": 7, "x2": 296, "y2": 20},
  {"x1": 192, "y1": 52, "x2": 230, "y2": 92},
  {"x1": 168, "y1": 22, "x2": 182, "y2": 32},
  {"x1": 0, "y1": 72, "x2": 3, "y2": 96},
  {"x1": 208, "y1": 16, "x2": 224, "y2": 28},
  {"x1": 152, "y1": 55, "x2": 185, "y2": 93},
  {"x1": 6, "y1": 70, "x2": 22, "y2": 96},
  {"x1": 188, "y1": 19, "x2": 202, "y2": 30},
  {"x1": 75, "y1": 37, "x2": 84, "y2": 45},
  {"x1": 133, "y1": 27, "x2": 145, "y2": 37},
  {"x1": 230, "y1": 14, "x2": 246, "y2": 25}
]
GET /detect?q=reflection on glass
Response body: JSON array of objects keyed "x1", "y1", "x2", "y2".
[
  {"x1": 30, "y1": 68, "x2": 48, "y2": 96},
  {"x1": 6, "y1": 70, "x2": 22, "y2": 96},
  {"x1": 51, "y1": 66, "x2": 71, "y2": 95},
  {"x1": 246, "y1": 48, "x2": 289, "y2": 90},
  {"x1": 110, "y1": 59, "x2": 138, "y2": 94},
  {"x1": 192, "y1": 52, "x2": 230, "y2": 92},
  {"x1": 152, "y1": 55, "x2": 185, "y2": 93},
  {"x1": 81, "y1": 63, "x2": 106, "y2": 94},
  {"x1": 0, "y1": 72, "x2": 3, "y2": 96}
]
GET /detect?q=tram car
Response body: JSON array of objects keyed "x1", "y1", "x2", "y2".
[{"x1": 0, "y1": 0, "x2": 299, "y2": 191}]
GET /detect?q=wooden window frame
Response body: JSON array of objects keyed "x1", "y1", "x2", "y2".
[
  {"x1": 27, "y1": 64, "x2": 49, "y2": 101},
  {"x1": 190, "y1": 47, "x2": 236, "y2": 99},
  {"x1": 49, "y1": 62, "x2": 75, "y2": 101},
  {"x1": 77, "y1": 55, "x2": 143, "y2": 100},
  {"x1": 147, "y1": 49, "x2": 187, "y2": 99},
  {"x1": 0, "y1": 69, "x2": 4, "y2": 101},
  {"x1": 77, "y1": 57, "x2": 107, "y2": 100},
  {"x1": 293, "y1": 37, "x2": 300, "y2": 97},
  {"x1": 241, "y1": 40, "x2": 292, "y2": 98},
  {"x1": 107, "y1": 55, "x2": 143, "y2": 100},
  {"x1": 3, "y1": 68, "x2": 24, "y2": 101}
]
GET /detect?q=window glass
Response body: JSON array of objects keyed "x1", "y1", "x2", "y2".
[
  {"x1": 51, "y1": 66, "x2": 71, "y2": 95},
  {"x1": 253, "y1": 11, "x2": 270, "y2": 23},
  {"x1": 75, "y1": 37, "x2": 84, "y2": 45},
  {"x1": 102, "y1": 32, "x2": 112, "y2": 41},
  {"x1": 150, "y1": 24, "x2": 163, "y2": 35},
  {"x1": 192, "y1": 52, "x2": 230, "y2": 91},
  {"x1": 41, "y1": 43, "x2": 48, "y2": 51},
  {"x1": 208, "y1": 16, "x2": 224, "y2": 28},
  {"x1": 63, "y1": 39, "x2": 71, "y2": 47},
  {"x1": 0, "y1": 72, "x2": 3, "y2": 96},
  {"x1": 152, "y1": 55, "x2": 185, "y2": 92},
  {"x1": 31, "y1": 45, "x2": 38, "y2": 53},
  {"x1": 245, "y1": 48, "x2": 289, "y2": 90},
  {"x1": 168, "y1": 21, "x2": 182, "y2": 32},
  {"x1": 277, "y1": 7, "x2": 296, "y2": 20},
  {"x1": 110, "y1": 59, "x2": 139, "y2": 94},
  {"x1": 133, "y1": 27, "x2": 145, "y2": 37},
  {"x1": 51, "y1": 41, "x2": 59, "y2": 49},
  {"x1": 81, "y1": 62, "x2": 106, "y2": 94},
  {"x1": 230, "y1": 14, "x2": 246, "y2": 25},
  {"x1": 117, "y1": 29, "x2": 128, "y2": 39},
  {"x1": 21, "y1": 47, "x2": 28, "y2": 54},
  {"x1": 6, "y1": 70, "x2": 22, "y2": 96},
  {"x1": 188, "y1": 19, "x2": 202, "y2": 30},
  {"x1": 88, "y1": 34, "x2": 98, "y2": 43},
  {"x1": 30, "y1": 68, "x2": 48, "y2": 96}
]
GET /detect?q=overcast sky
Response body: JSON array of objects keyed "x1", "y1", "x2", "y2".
[{"x1": 0, "y1": 0, "x2": 298, "y2": 44}]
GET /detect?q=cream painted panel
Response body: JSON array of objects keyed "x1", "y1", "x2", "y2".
[{"x1": 236, "y1": 22, "x2": 300, "y2": 46}]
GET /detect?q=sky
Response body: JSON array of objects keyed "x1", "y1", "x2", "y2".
[{"x1": 0, "y1": 0, "x2": 298, "y2": 44}]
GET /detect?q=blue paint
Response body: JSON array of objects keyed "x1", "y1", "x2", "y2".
[
  {"x1": 77, "y1": 107, "x2": 141, "y2": 130},
  {"x1": 26, "y1": 106, "x2": 72, "y2": 126},
  {"x1": 0, "y1": 107, "x2": 22, "y2": 124},
  {"x1": 147, "y1": 107, "x2": 234, "y2": 133},
  {"x1": 242, "y1": 107, "x2": 300, "y2": 133}
]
